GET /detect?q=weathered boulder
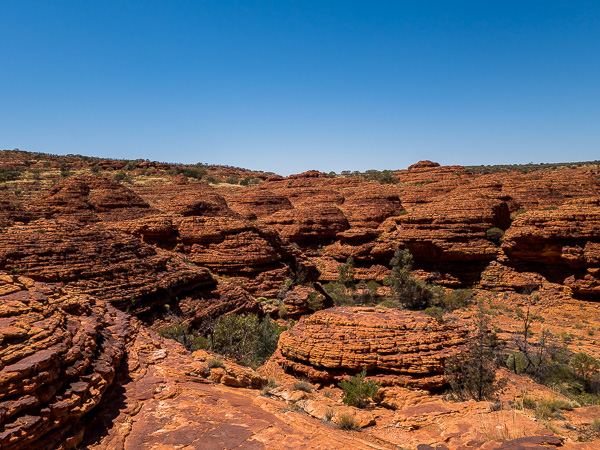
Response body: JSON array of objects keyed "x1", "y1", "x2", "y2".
[
  {"x1": 227, "y1": 190, "x2": 293, "y2": 220},
  {"x1": 273, "y1": 307, "x2": 467, "y2": 389},
  {"x1": 133, "y1": 183, "x2": 233, "y2": 217},
  {"x1": 338, "y1": 187, "x2": 405, "y2": 229},
  {"x1": 280, "y1": 285, "x2": 324, "y2": 318}
]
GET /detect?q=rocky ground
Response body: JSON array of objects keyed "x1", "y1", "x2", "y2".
[{"x1": 1, "y1": 150, "x2": 600, "y2": 449}]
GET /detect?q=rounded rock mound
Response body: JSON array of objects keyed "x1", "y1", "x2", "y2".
[
  {"x1": 408, "y1": 160, "x2": 440, "y2": 170},
  {"x1": 273, "y1": 306, "x2": 467, "y2": 390}
]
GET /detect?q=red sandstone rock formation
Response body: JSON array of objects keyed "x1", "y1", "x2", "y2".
[
  {"x1": 273, "y1": 307, "x2": 467, "y2": 389},
  {"x1": 338, "y1": 186, "x2": 405, "y2": 229},
  {"x1": 259, "y1": 204, "x2": 350, "y2": 244},
  {"x1": 0, "y1": 274, "x2": 129, "y2": 450},
  {"x1": 0, "y1": 221, "x2": 215, "y2": 313},
  {"x1": 227, "y1": 190, "x2": 293, "y2": 220},
  {"x1": 132, "y1": 183, "x2": 233, "y2": 217},
  {"x1": 36, "y1": 176, "x2": 153, "y2": 222},
  {"x1": 502, "y1": 198, "x2": 600, "y2": 296}
]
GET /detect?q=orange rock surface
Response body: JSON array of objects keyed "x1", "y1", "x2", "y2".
[
  {"x1": 0, "y1": 274, "x2": 129, "y2": 450},
  {"x1": 274, "y1": 307, "x2": 467, "y2": 389}
]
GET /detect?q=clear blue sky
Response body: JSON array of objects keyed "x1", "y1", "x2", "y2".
[{"x1": 1, "y1": 1, "x2": 599, "y2": 175}]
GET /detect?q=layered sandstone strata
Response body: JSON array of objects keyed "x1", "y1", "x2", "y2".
[
  {"x1": 0, "y1": 221, "x2": 215, "y2": 313},
  {"x1": 502, "y1": 198, "x2": 600, "y2": 295},
  {"x1": 274, "y1": 307, "x2": 467, "y2": 389},
  {"x1": 259, "y1": 204, "x2": 350, "y2": 244},
  {"x1": 0, "y1": 274, "x2": 129, "y2": 450},
  {"x1": 36, "y1": 175, "x2": 153, "y2": 222}
]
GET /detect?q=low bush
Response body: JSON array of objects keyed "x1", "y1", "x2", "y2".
[
  {"x1": 182, "y1": 166, "x2": 207, "y2": 180},
  {"x1": 261, "y1": 378, "x2": 278, "y2": 396},
  {"x1": 440, "y1": 289, "x2": 473, "y2": 311},
  {"x1": 507, "y1": 352, "x2": 528, "y2": 375},
  {"x1": 486, "y1": 227, "x2": 505, "y2": 244},
  {"x1": 423, "y1": 306, "x2": 444, "y2": 322},
  {"x1": 339, "y1": 367, "x2": 380, "y2": 408},
  {"x1": 157, "y1": 324, "x2": 209, "y2": 351},
  {"x1": 445, "y1": 310, "x2": 505, "y2": 401},
  {"x1": 522, "y1": 395, "x2": 537, "y2": 410},
  {"x1": 212, "y1": 313, "x2": 284, "y2": 368},
  {"x1": 322, "y1": 281, "x2": 355, "y2": 306},
  {"x1": 535, "y1": 398, "x2": 574, "y2": 420},
  {"x1": 324, "y1": 407, "x2": 334, "y2": 422},
  {"x1": 384, "y1": 248, "x2": 443, "y2": 310},
  {"x1": 0, "y1": 168, "x2": 22, "y2": 182}
]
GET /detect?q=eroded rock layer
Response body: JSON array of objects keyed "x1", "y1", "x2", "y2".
[
  {"x1": 0, "y1": 221, "x2": 215, "y2": 313},
  {"x1": 36, "y1": 175, "x2": 153, "y2": 222},
  {"x1": 0, "y1": 274, "x2": 129, "y2": 450},
  {"x1": 274, "y1": 307, "x2": 467, "y2": 389},
  {"x1": 502, "y1": 198, "x2": 600, "y2": 295}
]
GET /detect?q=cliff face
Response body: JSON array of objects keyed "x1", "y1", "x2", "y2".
[{"x1": 502, "y1": 198, "x2": 600, "y2": 296}]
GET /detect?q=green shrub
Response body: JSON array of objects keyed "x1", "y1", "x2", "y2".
[
  {"x1": 323, "y1": 281, "x2": 355, "y2": 306},
  {"x1": 376, "y1": 298, "x2": 402, "y2": 309},
  {"x1": 113, "y1": 170, "x2": 128, "y2": 182},
  {"x1": 157, "y1": 324, "x2": 209, "y2": 352},
  {"x1": 400, "y1": 277, "x2": 443, "y2": 310},
  {"x1": 486, "y1": 227, "x2": 505, "y2": 244},
  {"x1": 384, "y1": 248, "x2": 442, "y2": 310},
  {"x1": 339, "y1": 367, "x2": 380, "y2": 408},
  {"x1": 591, "y1": 418, "x2": 600, "y2": 432},
  {"x1": 336, "y1": 412, "x2": 356, "y2": 430},
  {"x1": 440, "y1": 289, "x2": 473, "y2": 311},
  {"x1": 338, "y1": 257, "x2": 356, "y2": 289},
  {"x1": 445, "y1": 309, "x2": 504, "y2": 401},
  {"x1": 308, "y1": 291, "x2": 325, "y2": 312},
  {"x1": 507, "y1": 352, "x2": 528, "y2": 375},
  {"x1": 212, "y1": 314, "x2": 284, "y2": 368},
  {"x1": 535, "y1": 398, "x2": 573, "y2": 420},
  {"x1": 570, "y1": 352, "x2": 600, "y2": 381},
  {"x1": 182, "y1": 166, "x2": 207, "y2": 180},
  {"x1": 423, "y1": 306, "x2": 444, "y2": 322},
  {"x1": 0, "y1": 168, "x2": 23, "y2": 182}
]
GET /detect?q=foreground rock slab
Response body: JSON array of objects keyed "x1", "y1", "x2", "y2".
[{"x1": 83, "y1": 325, "x2": 394, "y2": 450}]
